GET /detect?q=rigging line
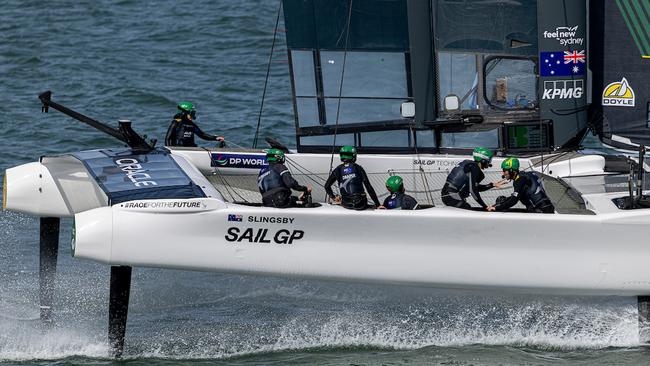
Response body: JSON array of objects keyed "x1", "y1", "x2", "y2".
[
  {"x1": 327, "y1": 0, "x2": 354, "y2": 176},
  {"x1": 532, "y1": 150, "x2": 572, "y2": 174},
  {"x1": 285, "y1": 157, "x2": 328, "y2": 186},
  {"x1": 219, "y1": 167, "x2": 250, "y2": 203},
  {"x1": 252, "y1": 0, "x2": 283, "y2": 149},
  {"x1": 223, "y1": 139, "x2": 248, "y2": 150},
  {"x1": 203, "y1": 147, "x2": 249, "y2": 203},
  {"x1": 202, "y1": 147, "x2": 234, "y2": 199},
  {"x1": 203, "y1": 147, "x2": 236, "y2": 201},
  {"x1": 411, "y1": 125, "x2": 434, "y2": 205}
]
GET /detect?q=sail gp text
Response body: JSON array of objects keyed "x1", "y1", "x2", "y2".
[{"x1": 225, "y1": 228, "x2": 305, "y2": 244}]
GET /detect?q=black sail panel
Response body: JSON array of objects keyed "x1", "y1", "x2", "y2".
[{"x1": 591, "y1": 0, "x2": 650, "y2": 148}]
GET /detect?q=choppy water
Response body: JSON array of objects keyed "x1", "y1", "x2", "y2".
[{"x1": 1, "y1": 0, "x2": 650, "y2": 365}]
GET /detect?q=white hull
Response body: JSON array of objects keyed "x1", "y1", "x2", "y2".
[
  {"x1": 5, "y1": 147, "x2": 650, "y2": 296},
  {"x1": 72, "y1": 197, "x2": 650, "y2": 296}
]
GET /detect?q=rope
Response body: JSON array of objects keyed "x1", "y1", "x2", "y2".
[
  {"x1": 410, "y1": 125, "x2": 435, "y2": 205},
  {"x1": 252, "y1": 0, "x2": 283, "y2": 149},
  {"x1": 202, "y1": 147, "x2": 250, "y2": 203},
  {"x1": 222, "y1": 139, "x2": 248, "y2": 149},
  {"x1": 284, "y1": 156, "x2": 328, "y2": 186},
  {"x1": 327, "y1": 0, "x2": 354, "y2": 175}
]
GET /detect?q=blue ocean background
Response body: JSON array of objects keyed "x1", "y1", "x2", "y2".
[{"x1": 0, "y1": 0, "x2": 648, "y2": 364}]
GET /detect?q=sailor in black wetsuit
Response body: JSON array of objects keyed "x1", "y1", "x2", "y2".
[
  {"x1": 324, "y1": 146, "x2": 381, "y2": 210},
  {"x1": 441, "y1": 147, "x2": 505, "y2": 210},
  {"x1": 165, "y1": 101, "x2": 225, "y2": 147},
  {"x1": 488, "y1": 157, "x2": 555, "y2": 213},
  {"x1": 258, "y1": 149, "x2": 311, "y2": 208},
  {"x1": 381, "y1": 175, "x2": 419, "y2": 210}
]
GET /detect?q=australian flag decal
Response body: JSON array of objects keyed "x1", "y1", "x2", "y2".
[
  {"x1": 540, "y1": 51, "x2": 585, "y2": 76},
  {"x1": 228, "y1": 214, "x2": 243, "y2": 222}
]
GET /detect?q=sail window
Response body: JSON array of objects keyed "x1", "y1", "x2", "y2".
[
  {"x1": 321, "y1": 51, "x2": 407, "y2": 98},
  {"x1": 291, "y1": 50, "x2": 317, "y2": 97},
  {"x1": 360, "y1": 130, "x2": 410, "y2": 147},
  {"x1": 318, "y1": 51, "x2": 409, "y2": 125},
  {"x1": 299, "y1": 134, "x2": 354, "y2": 147},
  {"x1": 437, "y1": 52, "x2": 480, "y2": 110},
  {"x1": 441, "y1": 129, "x2": 499, "y2": 149},
  {"x1": 416, "y1": 130, "x2": 436, "y2": 147},
  {"x1": 484, "y1": 58, "x2": 537, "y2": 110},
  {"x1": 324, "y1": 98, "x2": 402, "y2": 125},
  {"x1": 295, "y1": 98, "x2": 320, "y2": 127},
  {"x1": 435, "y1": 0, "x2": 538, "y2": 56}
]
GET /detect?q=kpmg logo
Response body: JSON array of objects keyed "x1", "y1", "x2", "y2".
[
  {"x1": 211, "y1": 153, "x2": 268, "y2": 169},
  {"x1": 542, "y1": 79, "x2": 584, "y2": 100},
  {"x1": 543, "y1": 25, "x2": 584, "y2": 46}
]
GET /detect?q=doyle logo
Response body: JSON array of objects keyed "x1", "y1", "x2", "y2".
[
  {"x1": 543, "y1": 25, "x2": 584, "y2": 46},
  {"x1": 211, "y1": 153, "x2": 268, "y2": 169},
  {"x1": 115, "y1": 158, "x2": 158, "y2": 188},
  {"x1": 542, "y1": 79, "x2": 584, "y2": 100},
  {"x1": 228, "y1": 214, "x2": 243, "y2": 222},
  {"x1": 602, "y1": 77, "x2": 635, "y2": 107}
]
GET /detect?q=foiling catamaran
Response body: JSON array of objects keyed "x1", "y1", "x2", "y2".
[{"x1": 4, "y1": 0, "x2": 650, "y2": 357}]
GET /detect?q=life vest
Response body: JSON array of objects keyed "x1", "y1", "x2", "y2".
[
  {"x1": 258, "y1": 164, "x2": 288, "y2": 197},
  {"x1": 444, "y1": 160, "x2": 482, "y2": 198},
  {"x1": 518, "y1": 171, "x2": 550, "y2": 209},
  {"x1": 387, "y1": 192, "x2": 406, "y2": 209},
  {"x1": 336, "y1": 163, "x2": 364, "y2": 196},
  {"x1": 172, "y1": 120, "x2": 197, "y2": 147}
]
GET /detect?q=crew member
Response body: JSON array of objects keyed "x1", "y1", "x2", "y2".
[
  {"x1": 488, "y1": 157, "x2": 555, "y2": 213},
  {"x1": 258, "y1": 149, "x2": 311, "y2": 208},
  {"x1": 165, "y1": 101, "x2": 225, "y2": 147},
  {"x1": 441, "y1": 147, "x2": 504, "y2": 210},
  {"x1": 381, "y1": 175, "x2": 419, "y2": 210},
  {"x1": 324, "y1": 146, "x2": 381, "y2": 210}
]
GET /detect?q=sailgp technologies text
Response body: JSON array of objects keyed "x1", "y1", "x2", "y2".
[
  {"x1": 121, "y1": 201, "x2": 205, "y2": 209},
  {"x1": 413, "y1": 159, "x2": 458, "y2": 167},
  {"x1": 225, "y1": 228, "x2": 304, "y2": 244},
  {"x1": 115, "y1": 158, "x2": 158, "y2": 187}
]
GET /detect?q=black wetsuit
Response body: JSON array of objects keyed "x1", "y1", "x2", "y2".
[
  {"x1": 324, "y1": 162, "x2": 380, "y2": 210},
  {"x1": 494, "y1": 171, "x2": 555, "y2": 213},
  {"x1": 165, "y1": 114, "x2": 218, "y2": 147},
  {"x1": 441, "y1": 160, "x2": 493, "y2": 209},
  {"x1": 383, "y1": 192, "x2": 419, "y2": 210},
  {"x1": 258, "y1": 162, "x2": 308, "y2": 208}
]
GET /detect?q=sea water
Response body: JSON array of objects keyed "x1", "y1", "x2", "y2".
[{"x1": 1, "y1": 0, "x2": 649, "y2": 364}]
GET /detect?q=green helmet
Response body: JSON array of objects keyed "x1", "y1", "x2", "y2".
[
  {"x1": 386, "y1": 175, "x2": 404, "y2": 193},
  {"x1": 177, "y1": 101, "x2": 196, "y2": 118},
  {"x1": 340, "y1": 145, "x2": 357, "y2": 162},
  {"x1": 266, "y1": 148, "x2": 285, "y2": 163},
  {"x1": 472, "y1": 147, "x2": 494, "y2": 165},
  {"x1": 501, "y1": 157, "x2": 520, "y2": 171}
]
